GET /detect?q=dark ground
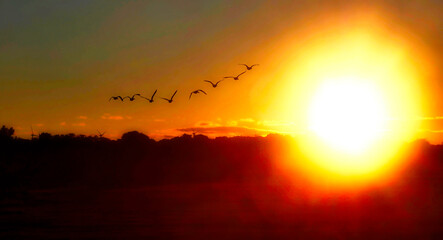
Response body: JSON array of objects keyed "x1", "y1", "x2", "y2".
[{"x1": 1, "y1": 131, "x2": 442, "y2": 239}]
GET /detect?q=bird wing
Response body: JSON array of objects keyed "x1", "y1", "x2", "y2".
[
  {"x1": 138, "y1": 95, "x2": 149, "y2": 100},
  {"x1": 237, "y1": 71, "x2": 246, "y2": 77},
  {"x1": 151, "y1": 89, "x2": 157, "y2": 99},
  {"x1": 171, "y1": 90, "x2": 177, "y2": 99},
  {"x1": 239, "y1": 64, "x2": 249, "y2": 68},
  {"x1": 189, "y1": 92, "x2": 194, "y2": 99},
  {"x1": 224, "y1": 76, "x2": 234, "y2": 79},
  {"x1": 204, "y1": 80, "x2": 214, "y2": 85},
  {"x1": 132, "y1": 93, "x2": 141, "y2": 98},
  {"x1": 109, "y1": 97, "x2": 114, "y2": 101},
  {"x1": 198, "y1": 90, "x2": 207, "y2": 95},
  {"x1": 161, "y1": 97, "x2": 169, "y2": 101},
  {"x1": 122, "y1": 96, "x2": 130, "y2": 100},
  {"x1": 251, "y1": 64, "x2": 259, "y2": 67},
  {"x1": 216, "y1": 80, "x2": 223, "y2": 84},
  {"x1": 117, "y1": 96, "x2": 124, "y2": 101}
]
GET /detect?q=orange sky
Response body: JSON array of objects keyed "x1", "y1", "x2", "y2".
[{"x1": 0, "y1": 1, "x2": 441, "y2": 143}]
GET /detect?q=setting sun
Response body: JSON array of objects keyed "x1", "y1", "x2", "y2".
[
  {"x1": 273, "y1": 20, "x2": 431, "y2": 186},
  {"x1": 308, "y1": 78, "x2": 387, "y2": 154}
]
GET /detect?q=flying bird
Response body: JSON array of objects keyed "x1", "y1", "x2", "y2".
[
  {"x1": 161, "y1": 90, "x2": 178, "y2": 103},
  {"x1": 239, "y1": 64, "x2": 259, "y2": 70},
  {"x1": 224, "y1": 71, "x2": 246, "y2": 80},
  {"x1": 123, "y1": 94, "x2": 141, "y2": 101},
  {"x1": 96, "y1": 130, "x2": 106, "y2": 138},
  {"x1": 204, "y1": 80, "x2": 223, "y2": 88},
  {"x1": 109, "y1": 96, "x2": 124, "y2": 101},
  {"x1": 189, "y1": 89, "x2": 207, "y2": 99},
  {"x1": 140, "y1": 89, "x2": 157, "y2": 103}
]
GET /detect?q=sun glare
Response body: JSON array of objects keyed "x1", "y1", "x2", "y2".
[
  {"x1": 272, "y1": 19, "x2": 429, "y2": 187},
  {"x1": 308, "y1": 78, "x2": 387, "y2": 154}
]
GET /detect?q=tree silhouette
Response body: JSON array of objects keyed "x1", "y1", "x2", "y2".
[
  {"x1": 121, "y1": 131, "x2": 153, "y2": 143},
  {"x1": 0, "y1": 125, "x2": 14, "y2": 140},
  {"x1": 38, "y1": 132, "x2": 53, "y2": 141}
]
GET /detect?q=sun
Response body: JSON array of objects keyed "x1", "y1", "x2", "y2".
[
  {"x1": 308, "y1": 78, "x2": 387, "y2": 154},
  {"x1": 270, "y1": 21, "x2": 428, "y2": 187}
]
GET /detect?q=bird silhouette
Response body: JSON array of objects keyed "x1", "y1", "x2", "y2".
[
  {"x1": 140, "y1": 89, "x2": 157, "y2": 103},
  {"x1": 123, "y1": 94, "x2": 141, "y2": 101},
  {"x1": 204, "y1": 80, "x2": 223, "y2": 88},
  {"x1": 161, "y1": 90, "x2": 178, "y2": 103},
  {"x1": 96, "y1": 130, "x2": 106, "y2": 138},
  {"x1": 189, "y1": 89, "x2": 207, "y2": 99},
  {"x1": 224, "y1": 71, "x2": 246, "y2": 80},
  {"x1": 109, "y1": 96, "x2": 124, "y2": 101},
  {"x1": 239, "y1": 64, "x2": 259, "y2": 70}
]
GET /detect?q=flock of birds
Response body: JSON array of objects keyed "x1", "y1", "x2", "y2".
[{"x1": 109, "y1": 64, "x2": 259, "y2": 103}]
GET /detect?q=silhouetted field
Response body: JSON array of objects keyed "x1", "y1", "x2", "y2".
[{"x1": 1, "y1": 130, "x2": 442, "y2": 239}]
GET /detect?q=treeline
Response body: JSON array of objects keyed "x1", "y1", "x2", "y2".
[
  {"x1": 0, "y1": 125, "x2": 442, "y2": 191},
  {"x1": 0, "y1": 127, "x2": 291, "y2": 190}
]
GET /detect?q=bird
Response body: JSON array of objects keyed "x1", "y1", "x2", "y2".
[
  {"x1": 189, "y1": 89, "x2": 207, "y2": 99},
  {"x1": 204, "y1": 80, "x2": 223, "y2": 88},
  {"x1": 224, "y1": 71, "x2": 246, "y2": 80},
  {"x1": 239, "y1": 64, "x2": 259, "y2": 70},
  {"x1": 161, "y1": 90, "x2": 178, "y2": 103},
  {"x1": 109, "y1": 96, "x2": 124, "y2": 101},
  {"x1": 96, "y1": 130, "x2": 106, "y2": 138},
  {"x1": 140, "y1": 89, "x2": 157, "y2": 103},
  {"x1": 123, "y1": 94, "x2": 141, "y2": 101}
]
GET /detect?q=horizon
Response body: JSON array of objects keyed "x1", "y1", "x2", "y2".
[{"x1": 4, "y1": 125, "x2": 443, "y2": 146}]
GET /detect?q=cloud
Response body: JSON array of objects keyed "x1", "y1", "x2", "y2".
[
  {"x1": 239, "y1": 118, "x2": 255, "y2": 123},
  {"x1": 177, "y1": 126, "x2": 278, "y2": 136},
  {"x1": 194, "y1": 121, "x2": 221, "y2": 127},
  {"x1": 257, "y1": 120, "x2": 295, "y2": 127},
  {"x1": 72, "y1": 122, "x2": 86, "y2": 127},
  {"x1": 151, "y1": 118, "x2": 296, "y2": 140},
  {"x1": 172, "y1": 119, "x2": 296, "y2": 138},
  {"x1": 101, "y1": 114, "x2": 132, "y2": 120},
  {"x1": 390, "y1": 116, "x2": 443, "y2": 121},
  {"x1": 227, "y1": 120, "x2": 238, "y2": 126},
  {"x1": 418, "y1": 129, "x2": 443, "y2": 133},
  {"x1": 419, "y1": 116, "x2": 443, "y2": 120},
  {"x1": 77, "y1": 116, "x2": 88, "y2": 120},
  {"x1": 101, "y1": 113, "x2": 124, "y2": 120}
]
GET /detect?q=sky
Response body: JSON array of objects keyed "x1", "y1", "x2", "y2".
[{"x1": 0, "y1": 0, "x2": 441, "y2": 143}]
